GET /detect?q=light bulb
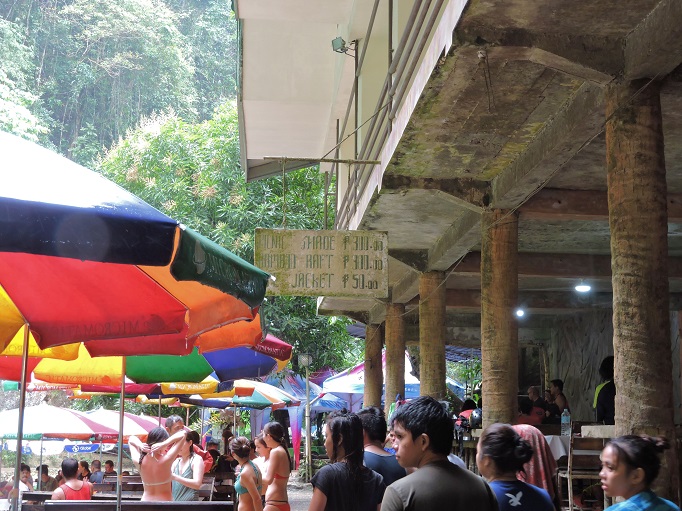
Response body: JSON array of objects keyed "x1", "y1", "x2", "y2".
[
  {"x1": 575, "y1": 281, "x2": 591, "y2": 293},
  {"x1": 515, "y1": 309, "x2": 525, "y2": 318}
]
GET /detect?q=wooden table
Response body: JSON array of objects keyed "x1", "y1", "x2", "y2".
[
  {"x1": 22, "y1": 491, "x2": 53, "y2": 502},
  {"x1": 22, "y1": 490, "x2": 143, "y2": 501},
  {"x1": 93, "y1": 492, "x2": 142, "y2": 501},
  {"x1": 544, "y1": 434, "x2": 570, "y2": 460}
]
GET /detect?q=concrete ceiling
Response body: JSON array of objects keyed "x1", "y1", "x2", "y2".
[{"x1": 313, "y1": 0, "x2": 682, "y2": 342}]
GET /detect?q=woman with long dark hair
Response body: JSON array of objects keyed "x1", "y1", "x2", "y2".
[
  {"x1": 254, "y1": 434, "x2": 271, "y2": 505},
  {"x1": 600, "y1": 435, "x2": 679, "y2": 510},
  {"x1": 262, "y1": 421, "x2": 291, "y2": 511},
  {"x1": 309, "y1": 411, "x2": 385, "y2": 511},
  {"x1": 231, "y1": 436, "x2": 263, "y2": 511},
  {"x1": 129, "y1": 427, "x2": 186, "y2": 501},
  {"x1": 171, "y1": 430, "x2": 205, "y2": 501},
  {"x1": 476, "y1": 423, "x2": 553, "y2": 511},
  {"x1": 77, "y1": 461, "x2": 91, "y2": 482}
]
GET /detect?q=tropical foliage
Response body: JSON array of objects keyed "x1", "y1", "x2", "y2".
[
  {"x1": 0, "y1": 0, "x2": 363, "y2": 387},
  {"x1": 447, "y1": 358, "x2": 482, "y2": 400},
  {"x1": 98, "y1": 104, "x2": 363, "y2": 373},
  {"x1": 0, "y1": 18, "x2": 49, "y2": 141},
  {"x1": 0, "y1": 0, "x2": 237, "y2": 165}
]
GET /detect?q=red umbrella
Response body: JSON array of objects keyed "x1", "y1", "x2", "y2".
[{"x1": 0, "y1": 132, "x2": 271, "y2": 502}]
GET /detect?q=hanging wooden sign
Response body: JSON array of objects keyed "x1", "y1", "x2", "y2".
[{"x1": 254, "y1": 229, "x2": 388, "y2": 298}]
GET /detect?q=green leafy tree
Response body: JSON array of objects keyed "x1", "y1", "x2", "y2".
[
  {"x1": 98, "y1": 102, "x2": 362, "y2": 374},
  {"x1": 2, "y1": 0, "x2": 197, "y2": 165},
  {"x1": 0, "y1": 18, "x2": 49, "y2": 141},
  {"x1": 1, "y1": 0, "x2": 235, "y2": 162},
  {"x1": 447, "y1": 358, "x2": 482, "y2": 400},
  {"x1": 163, "y1": 0, "x2": 238, "y2": 118}
]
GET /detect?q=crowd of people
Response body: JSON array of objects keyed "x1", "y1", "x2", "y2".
[
  {"x1": 3, "y1": 356, "x2": 677, "y2": 511},
  {"x1": 515, "y1": 357, "x2": 616, "y2": 427},
  {"x1": 1, "y1": 457, "x2": 120, "y2": 502}
]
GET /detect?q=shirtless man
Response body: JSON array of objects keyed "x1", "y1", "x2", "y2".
[
  {"x1": 129, "y1": 427, "x2": 186, "y2": 501},
  {"x1": 551, "y1": 379, "x2": 570, "y2": 412}
]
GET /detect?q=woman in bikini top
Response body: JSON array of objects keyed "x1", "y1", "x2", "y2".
[
  {"x1": 254, "y1": 434, "x2": 271, "y2": 504},
  {"x1": 230, "y1": 436, "x2": 263, "y2": 511},
  {"x1": 261, "y1": 421, "x2": 291, "y2": 511},
  {"x1": 129, "y1": 427, "x2": 186, "y2": 501}
]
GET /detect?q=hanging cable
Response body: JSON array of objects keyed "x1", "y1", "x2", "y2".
[{"x1": 478, "y1": 50, "x2": 496, "y2": 113}]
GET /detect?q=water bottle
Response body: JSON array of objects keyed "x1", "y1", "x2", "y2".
[{"x1": 561, "y1": 408, "x2": 571, "y2": 436}]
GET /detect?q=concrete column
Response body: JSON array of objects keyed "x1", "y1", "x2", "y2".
[
  {"x1": 481, "y1": 209, "x2": 518, "y2": 427},
  {"x1": 606, "y1": 79, "x2": 677, "y2": 499},
  {"x1": 364, "y1": 323, "x2": 383, "y2": 408},
  {"x1": 419, "y1": 271, "x2": 446, "y2": 399},
  {"x1": 385, "y1": 303, "x2": 406, "y2": 418}
]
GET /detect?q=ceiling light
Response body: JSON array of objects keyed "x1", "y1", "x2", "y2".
[
  {"x1": 515, "y1": 309, "x2": 525, "y2": 318},
  {"x1": 575, "y1": 281, "x2": 591, "y2": 293}
]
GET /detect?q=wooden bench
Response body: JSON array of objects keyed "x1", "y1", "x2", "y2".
[
  {"x1": 198, "y1": 475, "x2": 216, "y2": 501},
  {"x1": 211, "y1": 472, "x2": 235, "y2": 504},
  {"x1": 44, "y1": 502, "x2": 229, "y2": 510},
  {"x1": 94, "y1": 475, "x2": 218, "y2": 503},
  {"x1": 102, "y1": 476, "x2": 142, "y2": 484}
]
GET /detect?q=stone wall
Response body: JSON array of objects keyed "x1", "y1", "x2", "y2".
[{"x1": 548, "y1": 310, "x2": 681, "y2": 423}]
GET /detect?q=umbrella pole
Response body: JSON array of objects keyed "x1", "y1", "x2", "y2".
[
  {"x1": 38, "y1": 435, "x2": 44, "y2": 490},
  {"x1": 158, "y1": 400, "x2": 161, "y2": 426},
  {"x1": 116, "y1": 358, "x2": 125, "y2": 511},
  {"x1": 11, "y1": 325, "x2": 30, "y2": 511}
]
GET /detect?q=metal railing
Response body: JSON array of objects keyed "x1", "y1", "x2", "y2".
[{"x1": 335, "y1": 0, "x2": 447, "y2": 230}]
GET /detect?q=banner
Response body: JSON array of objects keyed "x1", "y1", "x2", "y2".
[{"x1": 64, "y1": 443, "x2": 100, "y2": 454}]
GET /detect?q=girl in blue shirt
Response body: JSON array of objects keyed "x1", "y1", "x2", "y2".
[
  {"x1": 600, "y1": 435, "x2": 679, "y2": 511},
  {"x1": 477, "y1": 423, "x2": 554, "y2": 511}
]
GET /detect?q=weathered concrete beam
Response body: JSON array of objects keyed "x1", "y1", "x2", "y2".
[
  {"x1": 456, "y1": 8, "x2": 625, "y2": 76},
  {"x1": 624, "y1": 0, "x2": 682, "y2": 80},
  {"x1": 452, "y1": 251, "x2": 610, "y2": 277},
  {"x1": 408, "y1": 289, "x2": 682, "y2": 311},
  {"x1": 390, "y1": 266, "x2": 421, "y2": 304},
  {"x1": 451, "y1": 252, "x2": 682, "y2": 279},
  {"x1": 381, "y1": 175, "x2": 491, "y2": 211},
  {"x1": 405, "y1": 326, "x2": 550, "y2": 347},
  {"x1": 490, "y1": 80, "x2": 604, "y2": 208},
  {"x1": 388, "y1": 248, "x2": 429, "y2": 272},
  {"x1": 428, "y1": 209, "x2": 482, "y2": 272},
  {"x1": 520, "y1": 188, "x2": 682, "y2": 222},
  {"x1": 367, "y1": 300, "x2": 387, "y2": 325},
  {"x1": 511, "y1": 47, "x2": 613, "y2": 85}
]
